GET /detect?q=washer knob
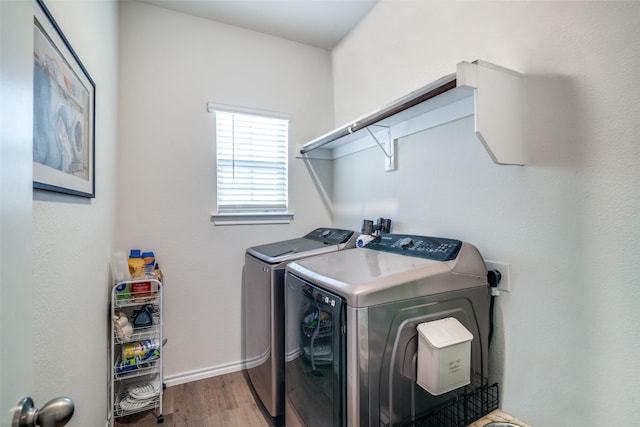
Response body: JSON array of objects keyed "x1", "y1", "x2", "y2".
[{"x1": 398, "y1": 237, "x2": 413, "y2": 249}]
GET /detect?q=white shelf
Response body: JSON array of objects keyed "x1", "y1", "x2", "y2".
[{"x1": 298, "y1": 60, "x2": 525, "y2": 169}]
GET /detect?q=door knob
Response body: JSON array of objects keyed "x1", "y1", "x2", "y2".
[{"x1": 13, "y1": 396, "x2": 74, "y2": 427}]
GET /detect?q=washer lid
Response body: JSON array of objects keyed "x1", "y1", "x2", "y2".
[{"x1": 247, "y1": 228, "x2": 356, "y2": 264}]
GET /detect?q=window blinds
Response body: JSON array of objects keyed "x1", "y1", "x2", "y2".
[{"x1": 215, "y1": 110, "x2": 289, "y2": 213}]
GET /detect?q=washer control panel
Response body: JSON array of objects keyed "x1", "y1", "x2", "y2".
[
  {"x1": 304, "y1": 228, "x2": 355, "y2": 245},
  {"x1": 364, "y1": 233, "x2": 462, "y2": 261}
]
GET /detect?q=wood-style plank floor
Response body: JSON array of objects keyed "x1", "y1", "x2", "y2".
[
  {"x1": 114, "y1": 371, "x2": 270, "y2": 427},
  {"x1": 113, "y1": 372, "x2": 508, "y2": 426}
]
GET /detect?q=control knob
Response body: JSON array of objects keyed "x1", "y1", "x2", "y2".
[{"x1": 398, "y1": 237, "x2": 413, "y2": 250}]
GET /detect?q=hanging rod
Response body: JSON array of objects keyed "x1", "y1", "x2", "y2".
[{"x1": 299, "y1": 74, "x2": 457, "y2": 155}]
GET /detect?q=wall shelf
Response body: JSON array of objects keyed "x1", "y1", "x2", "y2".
[{"x1": 298, "y1": 60, "x2": 525, "y2": 170}]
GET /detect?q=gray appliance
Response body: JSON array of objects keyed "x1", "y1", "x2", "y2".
[
  {"x1": 244, "y1": 227, "x2": 357, "y2": 425},
  {"x1": 284, "y1": 234, "x2": 490, "y2": 427}
]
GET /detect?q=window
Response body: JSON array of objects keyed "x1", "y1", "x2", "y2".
[{"x1": 208, "y1": 103, "x2": 292, "y2": 225}]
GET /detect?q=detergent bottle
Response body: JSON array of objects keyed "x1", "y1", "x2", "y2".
[
  {"x1": 141, "y1": 251, "x2": 156, "y2": 276},
  {"x1": 128, "y1": 249, "x2": 145, "y2": 278}
]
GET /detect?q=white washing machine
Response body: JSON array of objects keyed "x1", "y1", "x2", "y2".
[
  {"x1": 284, "y1": 234, "x2": 491, "y2": 427},
  {"x1": 244, "y1": 228, "x2": 357, "y2": 425}
]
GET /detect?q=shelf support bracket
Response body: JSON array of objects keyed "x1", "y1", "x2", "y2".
[
  {"x1": 365, "y1": 125, "x2": 396, "y2": 171},
  {"x1": 457, "y1": 60, "x2": 525, "y2": 165}
]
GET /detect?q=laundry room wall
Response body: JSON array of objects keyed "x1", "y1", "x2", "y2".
[
  {"x1": 30, "y1": 0, "x2": 119, "y2": 425},
  {"x1": 117, "y1": 1, "x2": 334, "y2": 384},
  {"x1": 330, "y1": 1, "x2": 640, "y2": 426}
]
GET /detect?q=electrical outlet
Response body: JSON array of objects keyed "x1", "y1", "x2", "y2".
[{"x1": 484, "y1": 260, "x2": 511, "y2": 292}]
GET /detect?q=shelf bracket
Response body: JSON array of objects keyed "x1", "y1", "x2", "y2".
[
  {"x1": 365, "y1": 125, "x2": 396, "y2": 171},
  {"x1": 456, "y1": 60, "x2": 525, "y2": 165}
]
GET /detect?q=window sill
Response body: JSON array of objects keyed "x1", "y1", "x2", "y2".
[{"x1": 211, "y1": 212, "x2": 294, "y2": 226}]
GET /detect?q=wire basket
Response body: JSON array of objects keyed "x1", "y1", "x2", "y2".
[{"x1": 406, "y1": 383, "x2": 499, "y2": 427}]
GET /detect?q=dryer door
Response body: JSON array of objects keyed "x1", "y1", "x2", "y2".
[{"x1": 285, "y1": 272, "x2": 346, "y2": 427}]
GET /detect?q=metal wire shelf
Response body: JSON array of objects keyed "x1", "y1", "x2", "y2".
[{"x1": 405, "y1": 382, "x2": 499, "y2": 427}]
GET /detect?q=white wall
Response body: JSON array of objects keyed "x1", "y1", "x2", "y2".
[
  {"x1": 30, "y1": 0, "x2": 119, "y2": 426},
  {"x1": 331, "y1": 1, "x2": 640, "y2": 425},
  {"x1": 117, "y1": 1, "x2": 335, "y2": 383}
]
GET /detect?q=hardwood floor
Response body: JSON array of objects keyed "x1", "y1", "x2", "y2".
[
  {"x1": 114, "y1": 371, "x2": 270, "y2": 427},
  {"x1": 113, "y1": 371, "x2": 504, "y2": 427}
]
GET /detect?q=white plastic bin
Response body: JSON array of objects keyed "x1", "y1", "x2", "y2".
[{"x1": 417, "y1": 317, "x2": 473, "y2": 396}]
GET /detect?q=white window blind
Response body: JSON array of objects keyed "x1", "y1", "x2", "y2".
[{"x1": 214, "y1": 106, "x2": 289, "y2": 214}]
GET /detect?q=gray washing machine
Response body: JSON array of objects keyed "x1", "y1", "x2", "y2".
[
  {"x1": 244, "y1": 227, "x2": 357, "y2": 425},
  {"x1": 284, "y1": 234, "x2": 491, "y2": 427}
]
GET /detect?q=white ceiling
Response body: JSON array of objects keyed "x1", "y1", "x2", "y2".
[{"x1": 136, "y1": 0, "x2": 379, "y2": 50}]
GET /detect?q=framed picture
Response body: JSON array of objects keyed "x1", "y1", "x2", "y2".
[{"x1": 33, "y1": 0, "x2": 96, "y2": 198}]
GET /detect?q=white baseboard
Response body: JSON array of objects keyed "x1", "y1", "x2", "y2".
[{"x1": 163, "y1": 360, "x2": 245, "y2": 387}]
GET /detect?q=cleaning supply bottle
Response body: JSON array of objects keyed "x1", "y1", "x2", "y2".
[
  {"x1": 154, "y1": 264, "x2": 163, "y2": 282},
  {"x1": 129, "y1": 249, "x2": 151, "y2": 299},
  {"x1": 128, "y1": 249, "x2": 145, "y2": 279},
  {"x1": 141, "y1": 251, "x2": 156, "y2": 277},
  {"x1": 122, "y1": 339, "x2": 160, "y2": 359}
]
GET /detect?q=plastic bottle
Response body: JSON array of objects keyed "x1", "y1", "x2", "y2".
[
  {"x1": 141, "y1": 251, "x2": 156, "y2": 277},
  {"x1": 116, "y1": 346, "x2": 161, "y2": 375},
  {"x1": 129, "y1": 249, "x2": 151, "y2": 299},
  {"x1": 122, "y1": 339, "x2": 160, "y2": 359},
  {"x1": 111, "y1": 252, "x2": 131, "y2": 282},
  {"x1": 141, "y1": 251, "x2": 155, "y2": 265},
  {"x1": 128, "y1": 249, "x2": 145, "y2": 278},
  {"x1": 154, "y1": 264, "x2": 163, "y2": 282},
  {"x1": 111, "y1": 252, "x2": 131, "y2": 299}
]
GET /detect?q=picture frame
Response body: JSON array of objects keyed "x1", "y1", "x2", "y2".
[{"x1": 33, "y1": 0, "x2": 96, "y2": 198}]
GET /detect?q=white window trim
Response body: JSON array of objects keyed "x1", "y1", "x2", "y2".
[
  {"x1": 207, "y1": 102, "x2": 290, "y2": 121},
  {"x1": 208, "y1": 102, "x2": 294, "y2": 225},
  {"x1": 210, "y1": 211, "x2": 294, "y2": 226}
]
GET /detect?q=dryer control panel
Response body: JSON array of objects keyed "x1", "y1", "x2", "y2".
[
  {"x1": 304, "y1": 228, "x2": 355, "y2": 245},
  {"x1": 365, "y1": 233, "x2": 462, "y2": 261}
]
